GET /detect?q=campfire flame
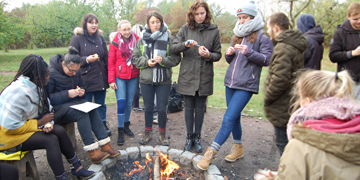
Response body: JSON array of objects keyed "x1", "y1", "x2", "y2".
[
  {"x1": 126, "y1": 153, "x2": 153, "y2": 179},
  {"x1": 157, "y1": 151, "x2": 183, "y2": 179}
]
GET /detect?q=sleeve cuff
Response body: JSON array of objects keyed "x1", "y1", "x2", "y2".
[{"x1": 346, "y1": 51, "x2": 353, "y2": 59}]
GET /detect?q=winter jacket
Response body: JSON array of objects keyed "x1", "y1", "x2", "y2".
[
  {"x1": 303, "y1": 26, "x2": 324, "y2": 69},
  {"x1": 330, "y1": 20, "x2": 360, "y2": 83},
  {"x1": 264, "y1": 30, "x2": 307, "y2": 128},
  {"x1": 132, "y1": 33, "x2": 181, "y2": 85},
  {"x1": 48, "y1": 54, "x2": 87, "y2": 122},
  {"x1": 260, "y1": 126, "x2": 360, "y2": 180},
  {"x1": 224, "y1": 30, "x2": 272, "y2": 94},
  {"x1": 169, "y1": 23, "x2": 222, "y2": 96},
  {"x1": 69, "y1": 28, "x2": 109, "y2": 92},
  {"x1": 108, "y1": 32, "x2": 140, "y2": 83},
  {"x1": 0, "y1": 76, "x2": 43, "y2": 150}
]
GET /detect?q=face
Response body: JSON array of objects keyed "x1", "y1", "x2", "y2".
[
  {"x1": 62, "y1": 62, "x2": 80, "y2": 77},
  {"x1": 87, "y1": 18, "x2": 98, "y2": 35},
  {"x1": 194, "y1": 6, "x2": 207, "y2": 24},
  {"x1": 237, "y1": 14, "x2": 252, "y2": 24},
  {"x1": 44, "y1": 69, "x2": 50, "y2": 86},
  {"x1": 266, "y1": 20, "x2": 276, "y2": 41},
  {"x1": 119, "y1": 23, "x2": 132, "y2": 39},
  {"x1": 148, "y1": 16, "x2": 161, "y2": 33},
  {"x1": 348, "y1": 13, "x2": 360, "y2": 30}
]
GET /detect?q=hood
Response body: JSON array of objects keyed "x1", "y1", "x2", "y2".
[
  {"x1": 304, "y1": 25, "x2": 324, "y2": 44},
  {"x1": 297, "y1": 14, "x2": 316, "y2": 34},
  {"x1": 49, "y1": 54, "x2": 67, "y2": 76},
  {"x1": 275, "y1": 29, "x2": 307, "y2": 53},
  {"x1": 338, "y1": 19, "x2": 359, "y2": 32},
  {"x1": 292, "y1": 126, "x2": 360, "y2": 165},
  {"x1": 73, "y1": 27, "x2": 104, "y2": 36},
  {"x1": 109, "y1": 31, "x2": 117, "y2": 42}
]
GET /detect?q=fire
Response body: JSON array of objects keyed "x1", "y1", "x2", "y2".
[
  {"x1": 126, "y1": 153, "x2": 153, "y2": 179},
  {"x1": 157, "y1": 151, "x2": 183, "y2": 179}
]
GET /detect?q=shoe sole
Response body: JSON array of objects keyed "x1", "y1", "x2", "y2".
[
  {"x1": 109, "y1": 151, "x2": 121, "y2": 158},
  {"x1": 224, "y1": 154, "x2": 244, "y2": 162},
  {"x1": 139, "y1": 138, "x2": 151, "y2": 145},
  {"x1": 92, "y1": 154, "x2": 110, "y2": 164},
  {"x1": 197, "y1": 164, "x2": 208, "y2": 170}
]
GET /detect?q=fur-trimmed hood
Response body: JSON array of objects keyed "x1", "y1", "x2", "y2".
[{"x1": 73, "y1": 27, "x2": 103, "y2": 36}]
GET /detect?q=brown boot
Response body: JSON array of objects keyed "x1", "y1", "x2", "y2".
[
  {"x1": 225, "y1": 144, "x2": 244, "y2": 162},
  {"x1": 158, "y1": 131, "x2": 169, "y2": 146},
  {"x1": 197, "y1": 147, "x2": 217, "y2": 170},
  {"x1": 99, "y1": 137, "x2": 121, "y2": 158},
  {"x1": 84, "y1": 142, "x2": 110, "y2": 164},
  {"x1": 139, "y1": 130, "x2": 152, "y2": 145}
]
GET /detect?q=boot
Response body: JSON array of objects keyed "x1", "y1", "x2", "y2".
[
  {"x1": 84, "y1": 142, "x2": 110, "y2": 164},
  {"x1": 117, "y1": 128, "x2": 124, "y2": 146},
  {"x1": 55, "y1": 172, "x2": 70, "y2": 180},
  {"x1": 67, "y1": 154, "x2": 95, "y2": 179},
  {"x1": 99, "y1": 137, "x2": 121, "y2": 158},
  {"x1": 103, "y1": 121, "x2": 112, "y2": 136},
  {"x1": 197, "y1": 147, "x2": 217, "y2": 170},
  {"x1": 124, "y1": 122, "x2": 134, "y2": 137},
  {"x1": 194, "y1": 134, "x2": 202, "y2": 153},
  {"x1": 184, "y1": 134, "x2": 193, "y2": 151},
  {"x1": 158, "y1": 131, "x2": 169, "y2": 146},
  {"x1": 139, "y1": 130, "x2": 152, "y2": 145},
  {"x1": 224, "y1": 144, "x2": 244, "y2": 162}
]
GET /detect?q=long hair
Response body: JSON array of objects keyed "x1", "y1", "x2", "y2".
[
  {"x1": 232, "y1": 31, "x2": 258, "y2": 45},
  {"x1": 186, "y1": 0, "x2": 212, "y2": 30},
  {"x1": 1, "y1": 54, "x2": 50, "y2": 114},
  {"x1": 146, "y1": 11, "x2": 164, "y2": 28},
  {"x1": 81, "y1": 13, "x2": 99, "y2": 35},
  {"x1": 291, "y1": 69, "x2": 356, "y2": 112}
]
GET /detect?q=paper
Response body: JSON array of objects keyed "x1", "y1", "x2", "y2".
[{"x1": 70, "y1": 102, "x2": 101, "y2": 113}]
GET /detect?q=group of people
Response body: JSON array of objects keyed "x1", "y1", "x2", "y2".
[{"x1": 1, "y1": 0, "x2": 360, "y2": 179}]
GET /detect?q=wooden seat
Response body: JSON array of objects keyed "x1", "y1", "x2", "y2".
[
  {"x1": 57, "y1": 122, "x2": 77, "y2": 149},
  {"x1": 0, "y1": 151, "x2": 40, "y2": 180}
]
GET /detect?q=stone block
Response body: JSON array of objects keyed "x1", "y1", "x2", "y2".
[
  {"x1": 88, "y1": 172, "x2": 106, "y2": 180},
  {"x1": 140, "y1": 146, "x2": 154, "y2": 160},
  {"x1": 126, "y1": 146, "x2": 139, "y2": 161},
  {"x1": 192, "y1": 155, "x2": 203, "y2": 171},
  {"x1": 168, "y1": 149, "x2": 183, "y2": 161},
  {"x1": 117, "y1": 150, "x2": 128, "y2": 162},
  {"x1": 205, "y1": 175, "x2": 225, "y2": 180},
  {"x1": 154, "y1": 145, "x2": 169, "y2": 155},
  {"x1": 179, "y1": 151, "x2": 196, "y2": 165}
]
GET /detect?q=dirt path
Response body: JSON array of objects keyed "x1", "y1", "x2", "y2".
[{"x1": 30, "y1": 105, "x2": 279, "y2": 180}]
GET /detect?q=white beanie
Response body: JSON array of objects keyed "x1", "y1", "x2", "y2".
[{"x1": 236, "y1": 1, "x2": 257, "y2": 17}]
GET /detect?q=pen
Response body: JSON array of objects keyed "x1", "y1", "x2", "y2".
[{"x1": 186, "y1": 40, "x2": 201, "y2": 47}]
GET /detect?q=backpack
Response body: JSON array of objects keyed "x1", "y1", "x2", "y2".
[{"x1": 167, "y1": 82, "x2": 184, "y2": 113}]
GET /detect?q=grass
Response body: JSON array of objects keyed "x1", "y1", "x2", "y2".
[{"x1": 0, "y1": 45, "x2": 337, "y2": 118}]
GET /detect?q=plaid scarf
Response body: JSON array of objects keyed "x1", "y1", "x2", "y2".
[{"x1": 117, "y1": 32, "x2": 136, "y2": 66}]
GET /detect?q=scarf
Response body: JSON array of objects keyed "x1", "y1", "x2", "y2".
[
  {"x1": 117, "y1": 32, "x2": 136, "y2": 66},
  {"x1": 142, "y1": 23, "x2": 169, "y2": 83},
  {"x1": 233, "y1": 15, "x2": 264, "y2": 37}
]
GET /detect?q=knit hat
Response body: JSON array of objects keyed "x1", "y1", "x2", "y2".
[{"x1": 236, "y1": 1, "x2": 257, "y2": 17}]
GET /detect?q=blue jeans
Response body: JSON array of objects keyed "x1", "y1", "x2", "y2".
[
  {"x1": 115, "y1": 77, "x2": 138, "y2": 128},
  {"x1": 141, "y1": 83, "x2": 171, "y2": 130},
  {"x1": 85, "y1": 90, "x2": 107, "y2": 122},
  {"x1": 214, "y1": 87, "x2": 253, "y2": 146}
]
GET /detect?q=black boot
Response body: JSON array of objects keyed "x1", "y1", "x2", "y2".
[
  {"x1": 117, "y1": 127, "x2": 124, "y2": 146},
  {"x1": 184, "y1": 134, "x2": 193, "y2": 151},
  {"x1": 67, "y1": 154, "x2": 95, "y2": 179},
  {"x1": 103, "y1": 121, "x2": 112, "y2": 136},
  {"x1": 194, "y1": 134, "x2": 202, "y2": 153},
  {"x1": 124, "y1": 122, "x2": 134, "y2": 137}
]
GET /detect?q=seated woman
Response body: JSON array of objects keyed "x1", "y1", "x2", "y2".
[
  {"x1": 0, "y1": 55, "x2": 94, "y2": 180},
  {"x1": 48, "y1": 47, "x2": 120, "y2": 164}
]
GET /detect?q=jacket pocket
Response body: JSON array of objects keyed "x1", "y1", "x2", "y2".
[{"x1": 81, "y1": 63, "x2": 91, "y2": 75}]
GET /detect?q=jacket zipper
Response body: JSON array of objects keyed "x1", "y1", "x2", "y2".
[
  {"x1": 251, "y1": 66, "x2": 255, "y2": 79},
  {"x1": 230, "y1": 38, "x2": 245, "y2": 87}
]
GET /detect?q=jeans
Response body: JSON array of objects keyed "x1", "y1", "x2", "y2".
[
  {"x1": 214, "y1": 87, "x2": 253, "y2": 146},
  {"x1": 58, "y1": 108, "x2": 107, "y2": 145},
  {"x1": 141, "y1": 83, "x2": 171, "y2": 130},
  {"x1": 85, "y1": 90, "x2": 107, "y2": 122},
  {"x1": 273, "y1": 126, "x2": 288, "y2": 156},
  {"x1": 115, "y1": 77, "x2": 138, "y2": 128},
  {"x1": 183, "y1": 92, "x2": 208, "y2": 136},
  {"x1": 133, "y1": 81, "x2": 140, "y2": 108}
]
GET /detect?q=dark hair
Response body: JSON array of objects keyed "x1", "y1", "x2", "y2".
[
  {"x1": 1, "y1": 55, "x2": 50, "y2": 114},
  {"x1": 268, "y1": 12, "x2": 289, "y2": 31},
  {"x1": 62, "y1": 46, "x2": 81, "y2": 65},
  {"x1": 146, "y1": 11, "x2": 164, "y2": 28},
  {"x1": 232, "y1": 31, "x2": 258, "y2": 45},
  {"x1": 187, "y1": 0, "x2": 212, "y2": 30},
  {"x1": 81, "y1": 13, "x2": 99, "y2": 32}
]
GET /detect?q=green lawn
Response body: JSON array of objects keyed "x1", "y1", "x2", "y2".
[{"x1": 0, "y1": 45, "x2": 336, "y2": 118}]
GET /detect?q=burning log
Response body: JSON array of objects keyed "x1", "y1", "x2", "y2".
[{"x1": 153, "y1": 155, "x2": 160, "y2": 180}]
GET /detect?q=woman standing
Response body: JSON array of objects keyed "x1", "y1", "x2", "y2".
[
  {"x1": 0, "y1": 55, "x2": 94, "y2": 180},
  {"x1": 197, "y1": 1, "x2": 273, "y2": 170},
  {"x1": 132, "y1": 11, "x2": 181, "y2": 146},
  {"x1": 69, "y1": 13, "x2": 111, "y2": 136},
  {"x1": 169, "y1": 0, "x2": 222, "y2": 153},
  {"x1": 108, "y1": 20, "x2": 140, "y2": 146}
]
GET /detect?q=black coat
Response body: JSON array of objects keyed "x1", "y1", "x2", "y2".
[
  {"x1": 303, "y1": 26, "x2": 324, "y2": 70},
  {"x1": 69, "y1": 28, "x2": 109, "y2": 92},
  {"x1": 48, "y1": 54, "x2": 87, "y2": 122}
]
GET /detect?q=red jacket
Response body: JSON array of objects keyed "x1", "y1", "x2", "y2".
[{"x1": 108, "y1": 32, "x2": 139, "y2": 83}]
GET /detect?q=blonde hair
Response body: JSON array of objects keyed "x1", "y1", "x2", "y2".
[
  {"x1": 117, "y1": 20, "x2": 131, "y2": 30},
  {"x1": 292, "y1": 69, "x2": 356, "y2": 111},
  {"x1": 348, "y1": 2, "x2": 360, "y2": 17}
]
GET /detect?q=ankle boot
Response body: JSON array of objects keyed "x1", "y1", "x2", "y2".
[
  {"x1": 197, "y1": 147, "x2": 217, "y2": 170},
  {"x1": 117, "y1": 127, "x2": 124, "y2": 145},
  {"x1": 67, "y1": 154, "x2": 95, "y2": 179},
  {"x1": 158, "y1": 131, "x2": 169, "y2": 146},
  {"x1": 139, "y1": 130, "x2": 152, "y2": 145},
  {"x1": 194, "y1": 134, "x2": 202, "y2": 153},
  {"x1": 103, "y1": 121, "x2": 112, "y2": 136},
  {"x1": 124, "y1": 122, "x2": 134, "y2": 137},
  {"x1": 55, "y1": 172, "x2": 69, "y2": 180},
  {"x1": 98, "y1": 137, "x2": 121, "y2": 158},
  {"x1": 225, "y1": 144, "x2": 244, "y2": 162},
  {"x1": 184, "y1": 134, "x2": 193, "y2": 151},
  {"x1": 84, "y1": 142, "x2": 110, "y2": 164}
]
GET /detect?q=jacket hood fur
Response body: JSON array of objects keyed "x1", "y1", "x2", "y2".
[{"x1": 73, "y1": 27, "x2": 103, "y2": 36}]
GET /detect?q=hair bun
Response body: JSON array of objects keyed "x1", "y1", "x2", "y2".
[{"x1": 69, "y1": 46, "x2": 79, "y2": 55}]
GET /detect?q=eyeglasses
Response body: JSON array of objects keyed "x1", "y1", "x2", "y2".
[{"x1": 65, "y1": 64, "x2": 77, "y2": 73}]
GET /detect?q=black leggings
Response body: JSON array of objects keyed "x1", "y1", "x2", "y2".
[
  {"x1": 21, "y1": 125, "x2": 74, "y2": 176},
  {"x1": 183, "y1": 92, "x2": 207, "y2": 136},
  {"x1": 0, "y1": 163, "x2": 18, "y2": 180}
]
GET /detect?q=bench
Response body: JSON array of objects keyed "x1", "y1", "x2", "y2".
[
  {"x1": 57, "y1": 122, "x2": 77, "y2": 149},
  {"x1": 0, "y1": 151, "x2": 40, "y2": 180}
]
